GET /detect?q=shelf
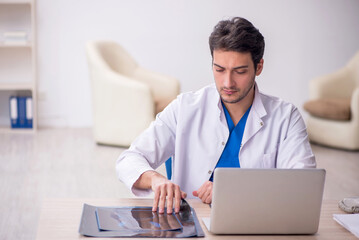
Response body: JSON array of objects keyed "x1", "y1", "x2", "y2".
[
  {"x1": 0, "y1": 82, "x2": 34, "y2": 91},
  {"x1": 0, "y1": 1, "x2": 32, "y2": 5},
  {"x1": 0, "y1": 0, "x2": 36, "y2": 132},
  {"x1": 0, "y1": 42, "x2": 32, "y2": 48},
  {"x1": 0, "y1": 126, "x2": 35, "y2": 133}
]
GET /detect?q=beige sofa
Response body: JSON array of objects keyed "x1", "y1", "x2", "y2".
[
  {"x1": 305, "y1": 51, "x2": 359, "y2": 150},
  {"x1": 86, "y1": 41, "x2": 180, "y2": 147}
]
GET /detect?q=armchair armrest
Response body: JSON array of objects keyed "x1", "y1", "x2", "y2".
[
  {"x1": 133, "y1": 67, "x2": 180, "y2": 113},
  {"x1": 91, "y1": 67, "x2": 155, "y2": 146},
  {"x1": 351, "y1": 87, "x2": 359, "y2": 126},
  {"x1": 309, "y1": 67, "x2": 354, "y2": 99}
]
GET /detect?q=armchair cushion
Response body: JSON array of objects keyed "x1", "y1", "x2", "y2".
[{"x1": 304, "y1": 98, "x2": 351, "y2": 121}]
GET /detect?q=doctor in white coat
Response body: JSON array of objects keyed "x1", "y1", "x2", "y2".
[{"x1": 116, "y1": 17, "x2": 316, "y2": 215}]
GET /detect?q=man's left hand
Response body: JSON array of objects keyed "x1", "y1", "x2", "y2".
[{"x1": 192, "y1": 181, "x2": 213, "y2": 204}]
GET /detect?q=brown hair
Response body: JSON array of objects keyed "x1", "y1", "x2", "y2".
[{"x1": 209, "y1": 17, "x2": 265, "y2": 70}]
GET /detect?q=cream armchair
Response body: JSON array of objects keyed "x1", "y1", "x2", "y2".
[
  {"x1": 305, "y1": 51, "x2": 359, "y2": 150},
  {"x1": 86, "y1": 41, "x2": 180, "y2": 147}
]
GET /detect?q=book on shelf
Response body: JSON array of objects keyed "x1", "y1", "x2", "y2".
[
  {"x1": 26, "y1": 97, "x2": 33, "y2": 128},
  {"x1": 9, "y1": 96, "x2": 33, "y2": 129},
  {"x1": 9, "y1": 96, "x2": 19, "y2": 128}
]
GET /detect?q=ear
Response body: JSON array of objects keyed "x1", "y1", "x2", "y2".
[{"x1": 255, "y1": 59, "x2": 264, "y2": 76}]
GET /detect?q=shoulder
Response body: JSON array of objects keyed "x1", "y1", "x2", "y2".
[
  {"x1": 159, "y1": 83, "x2": 219, "y2": 119},
  {"x1": 257, "y1": 90, "x2": 304, "y2": 131},
  {"x1": 259, "y1": 91, "x2": 298, "y2": 114},
  {"x1": 177, "y1": 84, "x2": 219, "y2": 106}
]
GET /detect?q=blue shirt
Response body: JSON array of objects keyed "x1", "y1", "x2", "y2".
[{"x1": 210, "y1": 102, "x2": 251, "y2": 181}]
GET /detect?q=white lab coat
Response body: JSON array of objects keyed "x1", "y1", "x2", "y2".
[{"x1": 116, "y1": 83, "x2": 316, "y2": 197}]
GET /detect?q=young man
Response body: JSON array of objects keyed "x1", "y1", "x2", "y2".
[{"x1": 116, "y1": 17, "x2": 316, "y2": 214}]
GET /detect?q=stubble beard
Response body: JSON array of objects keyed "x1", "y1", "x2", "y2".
[{"x1": 220, "y1": 77, "x2": 256, "y2": 104}]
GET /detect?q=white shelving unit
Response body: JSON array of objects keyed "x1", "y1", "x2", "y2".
[{"x1": 0, "y1": 0, "x2": 37, "y2": 132}]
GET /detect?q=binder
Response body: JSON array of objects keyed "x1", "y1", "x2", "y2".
[
  {"x1": 9, "y1": 96, "x2": 33, "y2": 129},
  {"x1": 18, "y1": 97, "x2": 27, "y2": 128},
  {"x1": 9, "y1": 96, "x2": 19, "y2": 128},
  {"x1": 25, "y1": 97, "x2": 33, "y2": 128}
]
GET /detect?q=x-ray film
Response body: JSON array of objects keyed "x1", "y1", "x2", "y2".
[{"x1": 79, "y1": 199, "x2": 204, "y2": 238}]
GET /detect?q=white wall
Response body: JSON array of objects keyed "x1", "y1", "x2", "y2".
[{"x1": 36, "y1": 0, "x2": 359, "y2": 127}]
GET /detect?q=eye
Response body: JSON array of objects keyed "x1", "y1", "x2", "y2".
[
  {"x1": 215, "y1": 68, "x2": 224, "y2": 72},
  {"x1": 235, "y1": 70, "x2": 247, "y2": 74}
]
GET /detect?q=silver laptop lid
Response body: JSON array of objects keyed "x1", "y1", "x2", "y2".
[{"x1": 210, "y1": 168, "x2": 326, "y2": 234}]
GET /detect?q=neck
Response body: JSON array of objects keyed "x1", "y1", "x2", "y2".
[{"x1": 222, "y1": 87, "x2": 254, "y2": 126}]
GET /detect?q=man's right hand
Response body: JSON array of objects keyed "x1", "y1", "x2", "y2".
[{"x1": 133, "y1": 171, "x2": 187, "y2": 214}]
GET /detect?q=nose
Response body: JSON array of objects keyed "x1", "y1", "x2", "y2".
[{"x1": 223, "y1": 72, "x2": 234, "y2": 88}]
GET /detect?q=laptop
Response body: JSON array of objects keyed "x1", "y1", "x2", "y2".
[{"x1": 202, "y1": 168, "x2": 326, "y2": 234}]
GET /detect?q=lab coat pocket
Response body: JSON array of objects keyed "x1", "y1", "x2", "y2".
[{"x1": 262, "y1": 147, "x2": 277, "y2": 168}]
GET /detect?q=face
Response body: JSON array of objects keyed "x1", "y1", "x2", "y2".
[{"x1": 212, "y1": 50, "x2": 263, "y2": 104}]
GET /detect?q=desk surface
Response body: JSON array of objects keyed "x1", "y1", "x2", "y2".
[{"x1": 36, "y1": 198, "x2": 355, "y2": 240}]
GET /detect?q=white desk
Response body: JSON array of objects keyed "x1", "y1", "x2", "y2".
[{"x1": 36, "y1": 198, "x2": 356, "y2": 239}]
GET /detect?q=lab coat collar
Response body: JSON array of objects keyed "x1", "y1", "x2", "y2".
[
  {"x1": 215, "y1": 82, "x2": 267, "y2": 120},
  {"x1": 242, "y1": 82, "x2": 267, "y2": 146},
  {"x1": 215, "y1": 82, "x2": 267, "y2": 146},
  {"x1": 215, "y1": 86, "x2": 226, "y2": 121},
  {"x1": 252, "y1": 82, "x2": 267, "y2": 119}
]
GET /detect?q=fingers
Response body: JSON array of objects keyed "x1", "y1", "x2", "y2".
[
  {"x1": 174, "y1": 186, "x2": 181, "y2": 213},
  {"x1": 194, "y1": 181, "x2": 213, "y2": 204},
  {"x1": 204, "y1": 191, "x2": 212, "y2": 204},
  {"x1": 158, "y1": 185, "x2": 167, "y2": 214},
  {"x1": 181, "y1": 191, "x2": 187, "y2": 199},
  {"x1": 152, "y1": 185, "x2": 160, "y2": 212},
  {"x1": 152, "y1": 180, "x2": 186, "y2": 214},
  {"x1": 166, "y1": 185, "x2": 174, "y2": 214},
  {"x1": 165, "y1": 184, "x2": 183, "y2": 214}
]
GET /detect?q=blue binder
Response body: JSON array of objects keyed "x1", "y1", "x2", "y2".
[
  {"x1": 9, "y1": 96, "x2": 33, "y2": 129},
  {"x1": 18, "y1": 97, "x2": 27, "y2": 128}
]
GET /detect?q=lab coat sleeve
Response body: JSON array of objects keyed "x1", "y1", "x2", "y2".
[
  {"x1": 116, "y1": 96, "x2": 179, "y2": 196},
  {"x1": 277, "y1": 107, "x2": 316, "y2": 168}
]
